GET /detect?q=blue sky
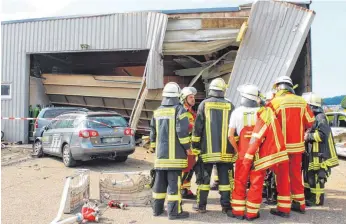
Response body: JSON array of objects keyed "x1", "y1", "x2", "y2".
[{"x1": 1, "y1": 0, "x2": 345, "y2": 97}]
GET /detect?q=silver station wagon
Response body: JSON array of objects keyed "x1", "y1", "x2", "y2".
[{"x1": 33, "y1": 111, "x2": 135, "y2": 167}]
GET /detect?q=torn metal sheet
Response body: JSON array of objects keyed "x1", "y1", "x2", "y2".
[{"x1": 225, "y1": 1, "x2": 315, "y2": 106}]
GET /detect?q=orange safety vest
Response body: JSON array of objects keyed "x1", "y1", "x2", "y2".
[
  {"x1": 244, "y1": 107, "x2": 289, "y2": 171},
  {"x1": 268, "y1": 90, "x2": 315, "y2": 154}
]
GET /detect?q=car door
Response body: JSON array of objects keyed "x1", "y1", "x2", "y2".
[
  {"x1": 57, "y1": 115, "x2": 78, "y2": 157},
  {"x1": 49, "y1": 115, "x2": 71, "y2": 156},
  {"x1": 42, "y1": 120, "x2": 60, "y2": 155}
]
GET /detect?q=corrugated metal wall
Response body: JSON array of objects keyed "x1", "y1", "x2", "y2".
[
  {"x1": 225, "y1": 1, "x2": 315, "y2": 106},
  {"x1": 145, "y1": 12, "x2": 168, "y2": 89},
  {"x1": 1, "y1": 12, "x2": 167, "y2": 142}
]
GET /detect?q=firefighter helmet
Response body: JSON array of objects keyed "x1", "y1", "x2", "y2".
[
  {"x1": 273, "y1": 75, "x2": 293, "y2": 89},
  {"x1": 209, "y1": 78, "x2": 227, "y2": 92},
  {"x1": 180, "y1": 87, "x2": 197, "y2": 104},
  {"x1": 162, "y1": 82, "x2": 181, "y2": 97},
  {"x1": 237, "y1": 84, "x2": 260, "y2": 101},
  {"x1": 302, "y1": 92, "x2": 322, "y2": 107}
]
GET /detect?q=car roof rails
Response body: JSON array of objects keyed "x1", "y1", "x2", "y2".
[{"x1": 60, "y1": 110, "x2": 89, "y2": 116}]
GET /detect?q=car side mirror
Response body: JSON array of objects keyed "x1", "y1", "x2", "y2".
[{"x1": 43, "y1": 126, "x2": 49, "y2": 131}]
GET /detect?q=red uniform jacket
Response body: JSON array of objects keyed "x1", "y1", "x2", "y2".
[
  {"x1": 244, "y1": 107, "x2": 289, "y2": 171},
  {"x1": 267, "y1": 90, "x2": 315, "y2": 154}
]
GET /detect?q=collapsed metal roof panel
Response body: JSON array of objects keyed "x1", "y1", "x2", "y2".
[
  {"x1": 225, "y1": 1, "x2": 315, "y2": 106},
  {"x1": 145, "y1": 12, "x2": 168, "y2": 89}
]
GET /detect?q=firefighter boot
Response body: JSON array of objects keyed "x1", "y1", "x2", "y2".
[
  {"x1": 270, "y1": 208, "x2": 290, "y2": 218},
  {"x1": 152, "y1": 200, "x2": 165, "y2": 216},
  {"x1": 305, "y1": 200, "x2": 313, "y2": 207},
  {"x1": 168, "y1": 211, "x2": 190, "y2": 220},
  {"x1": 227, "y1": 212, "x2": 244, "y2": 220},
  {"x1": 245, "y1": 213, "x2": 260, "y2": 221},
  {"x1": 192, "y1": 204, "x2": 207, "y2": 213},
  {"x1": 181, "y1": 189, "x2": 196, "y2": 200},
  {"x1": 222, "y1": 207, "x2": 232, "y2": 214},
  {"x1": 291, "y1": 201, "x2": 306, "y2": 214}
]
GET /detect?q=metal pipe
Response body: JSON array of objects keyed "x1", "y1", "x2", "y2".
[{"x1": 50, "y1": 177, "x2": 72, "y2": 224}]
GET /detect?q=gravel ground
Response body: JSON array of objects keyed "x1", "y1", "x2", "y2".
[{"x1": 1, "y1": 146, "x2": 346, "y2": 224}]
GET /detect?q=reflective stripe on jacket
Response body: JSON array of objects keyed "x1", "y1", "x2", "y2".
[
  {"x1": 306, "y1": 112, "x2": 339, "y2": 172},
  {"x1": 268, "y1": 90, "x2": 315, "y2": 154},
  {"x1": 244, "y1": 107, "x2": 289, "y2": 171},
  {"x1": 192, "y1": 97, "x2": 236, "y2": 163},
  {"x1": 150, "y1": 104, "x2": 191, "y2": 170}
]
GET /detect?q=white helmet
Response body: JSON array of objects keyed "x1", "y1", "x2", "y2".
[
  {"x1": 180, "y1": 87, "x2": 197, "y2": 103},
  {"x1": 273, "y1": 76, "x2": 293, "y2": 89},
  {"x1": 302, "y1": 92, "x2": 322, "y2": 107},
  {"x1": 209, "y1": 78, "x2": 227, "y2": 92},
  {"x1": 237, "y1": 84, "x2": 260, "y2": 101},
  {"x1": 162, "y1": 82, "x2": 181, "y2": 97}
]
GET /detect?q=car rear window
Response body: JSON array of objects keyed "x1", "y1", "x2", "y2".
[
  {"x1": 86, "y1": 116, "x2": 128, "y2": 128},
  {"x1": 43, "y1": 109, "x2": 76, "y2": 118}
]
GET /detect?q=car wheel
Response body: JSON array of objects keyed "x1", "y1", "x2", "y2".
[
  {"x1": 32, "y1": 140, "x2": 44, "y2": 158},
  {"x1": 62, "y1": 144, "x2": 77, "y2": 167},
  {"x1": 114, "y1": 155, "x2": 128, "y2": 163}
]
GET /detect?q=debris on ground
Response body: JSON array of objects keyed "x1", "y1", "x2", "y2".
[
  {"x1": 99, "y1": 171, "x2": 152, "y2": 207},
  {"x1": 108, "y1": 200, "x2": 128, "y2": 210}
]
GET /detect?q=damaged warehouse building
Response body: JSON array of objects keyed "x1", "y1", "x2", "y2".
[{"x1": 1, "y1": 1, "x2": 314, "y2": 143}]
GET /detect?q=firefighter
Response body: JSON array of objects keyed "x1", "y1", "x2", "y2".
[
  {"x1": 302, "y1": 92, "x2": 339, "y2": 206},
  {"x1": 228, "y1": 84, "x2": 261, "y2": 220},
  {"x1": 180, "y1": 86, "x2": 197, "y2": 199},
  {"x1": 150, "y1": 82, "x2": 191, "y2": 220},
  {"x1": 191, "y1": 78, "x2": 236, "y2": 214},
  {"x1": 262, "y1": 91, "x2": 278, "y2": 205},
  {"x1": 267, "y1": 76, "x2": 315, "y2": 217},
  {"x1": 228, "y1": 84, "x2": 290, "y2": 220}
]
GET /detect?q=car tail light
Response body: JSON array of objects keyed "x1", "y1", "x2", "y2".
[
  {"x1": 79, "y1": 130, "x2": 99, "y2": 138},
  {"x1": 35, "y1": 119, "x2": 38, "y2": 129},
  {"x1": 124, "y1": 128, "x2": 134, "y2": 136}
]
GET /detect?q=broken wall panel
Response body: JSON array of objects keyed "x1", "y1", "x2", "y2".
[
  {"x1": 167, "y1": 18, "x2": 246, "y2": 31},
  {"x1": 225, "y1": 1, "x2": 315, "y2": 106},
  {"x1": 164, "y1": 29, "x2": 239, "y2": 42}
]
